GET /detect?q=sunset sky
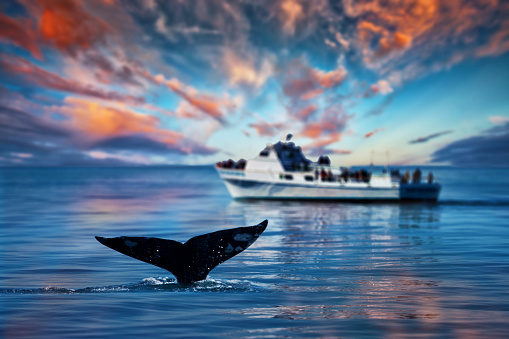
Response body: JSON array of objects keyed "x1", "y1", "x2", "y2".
[{"x1": 1, "y1": 0, "x2": 508, "y2": 167}]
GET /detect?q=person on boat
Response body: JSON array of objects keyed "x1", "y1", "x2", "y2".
[
  {"x1": 403, "y1": 171, "x2": 410, "y2": 184},
  {"x1": 412, "y1": 168, "x2": 421, "y2": 184},
  {"x1": 428, "y1": 172, "x2": 434, "y2": 184},
  {"x1": 321, "y1": 169, "x2": 327, "y2": 181}
]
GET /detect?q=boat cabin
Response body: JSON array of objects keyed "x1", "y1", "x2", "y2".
[{"x1": 260, "y1": 141, "x2": 312, "y2": 172}]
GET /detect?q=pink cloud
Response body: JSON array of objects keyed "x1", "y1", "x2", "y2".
[
  {"x1": 0, "y1": 55, "x2": 145, "y2": 105},
  {"x1": 282, "y1": 59, "x2": 347, "y2": 103},
  {"x1": 364, "y1": 127, "x2": 385, "y2": 138},
  {"x1": 249, "y1": 121, "x2": 286, "y2": 137},
  {"x1": 296, "y1": 104, "x2": 318, "y2": 120},
  {"x1": 164, "y1": 78, "x2": 237, "y2": 123},
  {"x1": 489, "y1": 116, "x2": 509, "y2": 125}
]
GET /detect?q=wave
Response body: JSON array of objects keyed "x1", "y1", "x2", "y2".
[{"x1": 0, "y1": 277, "x2": 269, "y2": 294}]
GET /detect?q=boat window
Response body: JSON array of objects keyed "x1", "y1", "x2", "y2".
[
  {"x1": 259, "y1": 150, "x2": 269, "y2": 157},
  {"x1": 284, "y1": 174, "x2": 293, "y2": 180},
  {"x1": 304, "y1": 175, "x2": 314, "y2": 182}
]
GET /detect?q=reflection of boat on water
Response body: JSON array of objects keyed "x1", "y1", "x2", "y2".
[{"x1": 215, "y1": 135, "x2": 441, "y2": 202}]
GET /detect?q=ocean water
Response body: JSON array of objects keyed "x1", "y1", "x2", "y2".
[{"x1": 1, "y1": 166, "x2": 509, "y2": 338}]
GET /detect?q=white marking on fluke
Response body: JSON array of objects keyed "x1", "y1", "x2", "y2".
[
  {"x1": 225, "y1": 243, "x2": 234, "y2": 253},
  {"x1": 233, "y1": 233, "x2": 253, "y2": 241}
]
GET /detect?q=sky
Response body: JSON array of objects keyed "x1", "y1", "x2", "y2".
[{"x1": 0, "y1": 0, "x2": 508, "y2": 167}]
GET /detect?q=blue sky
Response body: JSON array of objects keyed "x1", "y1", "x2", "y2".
[{"x1": 0, "y1": 0, "x2": 508, "y2": 167}]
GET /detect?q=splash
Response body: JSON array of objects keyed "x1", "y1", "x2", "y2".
[{"x1": 0, "y1": 277, "x2": 267, "y2": 294}]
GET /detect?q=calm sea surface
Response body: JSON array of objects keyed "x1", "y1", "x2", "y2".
[{"x1": 1, "y1": 166, "x2": 509, "y2": 338}]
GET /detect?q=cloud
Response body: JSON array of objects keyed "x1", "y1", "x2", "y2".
[
  {"x1": 431, "y1": 123, "x2": 509, "y2": 167},
  {"x1": 302, "y1": 130, "x2": 351, "y2": 157},
  {"x1": 280, "y1": 0, "x2": 304, "y2": 35},
  {"x1": 249, "y1": 121, "x2": 287, "y2": 137},
  {"x1": 300, "y1": 107, "x2": 352, "y2": 139},
  {"x1": 365, "y1": 79, "x2": 393, "y2": 97},
  {"x1": 299, "y1": 107, "x2": 354, "y2": 156},
  {"x1": 91, "y1": 134, "x2": 216, "y2": 156},
  {"x1": 150, "y1": 0, "x2": 249, "y2": 44},
  {"x1": 0, "y1": 12, "x2": 41, "y2": 59},
  {"x1": 164, "y1": 78, "x2": 237, "y2": 123},
  {"x1": 0, "y1": 92, "x2": 217, "y2": 166},
  {"x1": 222, "y1": 48, "x2": 275, "y2": 89},
  {"x1": 36, "y1": 0, "x2": 112, "y2": 56},
  {"x1": 334, "y1": 32, "x2": 350, "y2": 50},
  {"x1": 57, "y1": 97, "x2": 218, "y2": 155},
  {"x1": 0, "y1": 56, "x2": 145, "y2": 105},
  {"x1": 306, "y1": 147, "x2": 351, "y2": 158},
  {"x1": 56, "y1": 98, "x2": 162, "y2": 140},
  {"x1": 281, "y1": 59, "x2": 347, "y2": 103},
  {"x1": 0, "y1": 104, "x2": 79, "y2": 166},
  {"x1": 345, "y1": 0, "x2": 509, "y2": 89},
  {"x1": 296, "y1": 104, "x2": 318, "y2": 121},
  {"x1": 364, "y1": 127, "x2": 385, "y2": 138},
  {"x1": 366, "y1": 94, "x2": 394, "y2": 117},
  {"x1": 409, "y1": 130, "x2": 453, "y2": 144},
  {"x1": 489, "y1": 116, "x2": 509, "y2": 124},
  {"x1": 81, "y1": 51, "x2": 144, "y2": 87}
]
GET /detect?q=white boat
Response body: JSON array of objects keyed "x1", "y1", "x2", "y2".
[{"x1": 215, "y1": 136, "x2": 441, "y2": 202}]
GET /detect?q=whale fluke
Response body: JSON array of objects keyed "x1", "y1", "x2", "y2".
[{"x1": 95, "y1": 220, "x2": 268, "y2": 284}]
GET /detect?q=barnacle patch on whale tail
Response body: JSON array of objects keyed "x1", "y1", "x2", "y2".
[{"x1": 95, "y1": 220, "x2": 268, "y2": 284}]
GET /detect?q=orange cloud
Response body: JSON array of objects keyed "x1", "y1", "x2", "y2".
[
  {"x1": 375, "y1": 31, "x2": 412, "y2": 57},
  {"x1": 364, "y1": 127, "x2": 385, "y2": 138},
  {"x1": 302, "y1": 132, "x2": 346, "y2": 157},
  {"x1": 314, "y1": 66, "x2": 347, "y2": 89},
  {"x1": 301, "y1": 123, "x2": 323, "y2": 139},
  {"x1": 280, "y1": 0, "x2": 304, "y2": 35},
  {"x1": 223, "y1": 48, "x2": 274, "y2": 89},
  {"x1": 348, "y1": 0, "x2": 509, "y2": 70},
  {"x1": 37, "y1": 0, "x2": 112, "y2": 55},
  {"x1": 358, "y1": 19, "x2": 413, "y2": 59},
  {"x1": 53, "y1": 97, "x2": 217, "y2": 155},
  {"x1": 300, "y1": 108, "x2": 351, "y2": 140},
  {"x1": 0, "y1": 13, "x2": 41, "y2": 59},
  {"x1": 58, "y1": 97, "x2": 167, "y2": 139}
]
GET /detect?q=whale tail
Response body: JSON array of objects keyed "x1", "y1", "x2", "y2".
[{"x1": 95, "y1": 220, "x2": 268, "y2": 284}]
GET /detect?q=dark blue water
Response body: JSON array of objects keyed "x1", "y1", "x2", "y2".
[{"x1": 1, "y1": 166, "x2": 509, "y2": 338}]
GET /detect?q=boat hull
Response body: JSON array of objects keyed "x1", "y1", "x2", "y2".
[
  {"x1": 223, "y1": 178, "x2": 401, "y2": 201},
  {"x1": 217, "y1": 169, "x2": 441, "y2": 202},
  {"x1": 399, "y1": 183, "x2": 441, "y2": 202}
]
